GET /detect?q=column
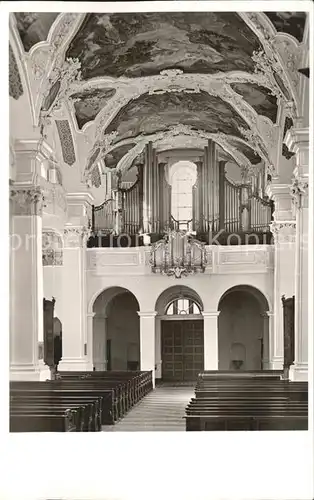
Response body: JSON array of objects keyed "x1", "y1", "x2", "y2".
[
  {"x1": 10, "y1": 185, "x2": 44, "y2": 380},
  {"x1": 285, "y1": 128, "x2": 309, "y2": 381},
  {"x1": 269, "y1": 221, "x2": 296, "y2": 369},
  {"x1": 202, "y1": 312, "x2": 220, "y2": 370},
  {"x1": 138, "y1": 311, "x2": 156, "y2": 387},
  {"x1": 59, "y1": 191, "x2": 94, "y2": 371}
]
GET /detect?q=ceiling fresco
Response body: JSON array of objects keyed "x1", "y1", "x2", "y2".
[
  {"x1": 104, "y1": 143, "x2": 136, "y2": 169},
  {"x1": 66, "y1": 12, "x2": 261, "y2": 79},
  {"x1": 71, "y1": 88, "x2": 116, "y2": 129},
  {"x1": 265, "y1": 12, "x2": 306, "y2": 43},
  {"x1": 14, "y1": 13, "x2": 60, "y2": 52},
  {"x1": 227, "y1": 137, "x2": 262, "y2": 165},
  {"x1": 230, "y1": 83, "x2": 278, "y2": 123},
  {"x1": 105, "y1": 91, "x2": 248, "y2": 142},
  {"x1": 282, "y1": 116, "x2": 295, "y2": 160}
]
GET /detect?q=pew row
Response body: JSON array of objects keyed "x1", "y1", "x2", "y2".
[
  {"x1": 10, "y1": 370, "x2": 153, "y2": 432},
  {"x1": 185, "y1": 372, "x2": 308, "y2": 431}
]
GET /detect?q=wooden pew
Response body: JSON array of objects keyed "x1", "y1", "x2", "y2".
[
  {"x1": 198, "y1": 370, "x2": 283, "y2": 380},
  {"x1": 10, "y1": 383, "x2": 114, "y2": 425},
  {"x1": 10, "y1": 370, "x2": 153, "y2": 431},
  {"x1": 185, "y1": 372, "x2": 308, "y2": 431},
  {"x1": 10, "y1": 408, "x2": 77, "y2": 432},
  {"x1": 10, "y1": 395, "x2": 102, "y2": 431}
]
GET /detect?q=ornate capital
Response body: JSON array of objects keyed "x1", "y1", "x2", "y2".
[
  {"x1": 63, "y1": 225, "x2": 91, "y2": 248},
  {"x1": 290, "y1": 178, "x2": 308, "y2": 209},
  {"x1": 10, "y1": 186, "x2": 44, "y2": 216},
  {"x1": 269, "y1": 221, "x2": 296, "y2": 243}
]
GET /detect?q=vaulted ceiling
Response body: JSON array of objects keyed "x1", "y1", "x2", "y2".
[{"x1": 11, "y1": 11, "x2": 308, "y2": 187}]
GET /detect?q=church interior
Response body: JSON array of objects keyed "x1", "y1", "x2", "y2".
[{"x1": 9, "y1": 10, "x2": 310, "y2": 432}]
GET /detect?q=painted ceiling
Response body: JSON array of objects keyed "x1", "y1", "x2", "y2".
[
  {"x1": 66, "y1": 12, "x2": 261, "y2": 79},
  {"x1": 104, "y1": 143, "x2": 136, "y2": 169},
  {"x1": 14, "y1": 13, "x2": 59, "y2": 52},
  {"x1": 230, "y1": 83, "x2": 278, "y2": 124},
  {"x1": 11, "y1": 11, "x2": 306, "y2": 182},
  {"x1": 265, "y1": 12, "x2": 306, "y2": 43},
  {"x1": 105, "y1": 91, "x2": 248, "y2": 142},
  {"x1": 71, "y1": 88, "x2": 116, "y2": 129},
  {"x1": 227, "y1": 137, "x2": 262, "y2": 165}
]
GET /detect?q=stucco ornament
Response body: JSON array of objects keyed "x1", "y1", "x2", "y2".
[
  {"x1": 10, "y1": 186, "x2": 45, "y2": 216},
  {"x1": 9, "y1": 44, "x2": 24, "y2": 100},
  {"x1": 290, "y1": 178, "x2": 308, "y2": 208},
  {"x1": 52, "y1": 57, "x2": 82, "y2": 111},
  {"x1": 269, "y1": 221, "x2": 296, "y2": 244},
  {"x1": 252, "y1": 49, "x2": 291, "y2": 102}
]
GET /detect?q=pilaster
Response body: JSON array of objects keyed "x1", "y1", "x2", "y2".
[
  {"x1": 202, "y1": 311, "x2": 220, "y2": 370},
  {"x1": 10, "y1": 184, "x2": 45, "y2": 380},
  {"x1": 58, "y1": 223, "x2": 92, "y2": 371},
  {"x1": 138, "y1": 311, "x2": 157, "y2": 387},
  {"x1": 285, "y1": 128, "x2": 309, "y2": 381},
  {"x1": 269, "y1": 221, "x2": 296, "y2": 370}
]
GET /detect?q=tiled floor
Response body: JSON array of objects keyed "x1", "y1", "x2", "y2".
[{"x1": 102, "y1": 385, "x2": 194, "y2": 432}]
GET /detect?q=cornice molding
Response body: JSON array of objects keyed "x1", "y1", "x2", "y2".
[
  {"x1": 269, "y1": 221, "x2": 296, "y2": 243},
  {"x1": 284, "y1": 127, "x2": 309, "y2": 154}
]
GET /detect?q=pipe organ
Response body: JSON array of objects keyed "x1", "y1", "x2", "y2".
[{"x1": 92, "y1": 141, "x2": 273, "y2": 238}]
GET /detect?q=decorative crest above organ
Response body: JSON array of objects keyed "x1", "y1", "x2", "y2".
[{"x1": 149, "y1": 230, "x2": 207, "y2": 278}]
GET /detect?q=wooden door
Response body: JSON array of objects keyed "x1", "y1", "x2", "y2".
[{"x1": 161, "y1": 320, "x2": 204, "y2": 381}]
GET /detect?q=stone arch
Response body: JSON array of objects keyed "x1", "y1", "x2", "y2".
[
  {"x1": 218, "y1": 284, "x2": 270, "y2": 312},
  {"x1": 217, "y1": 284, "x2": 270, "y2": 371},
  {"x1": 88, "y1": 285, "x2": 141, "y2": 315}
]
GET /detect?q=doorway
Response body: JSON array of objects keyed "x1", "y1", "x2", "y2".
[{"x1": 161, "y1": 320, "x2": 204, "y2": 381}]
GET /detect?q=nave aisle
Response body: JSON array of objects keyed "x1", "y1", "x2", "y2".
[{"x1": 102, "y1": 385, "x2": 194, "y2": 432}]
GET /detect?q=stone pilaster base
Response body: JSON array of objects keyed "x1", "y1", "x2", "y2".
[
  {"x1": 58, "y1": 358, "x2": 92, "y2": 372},
  {"x1": 289, "y1": 362, "x2": 308, "y2": 381},
  {"x1": 268, "y1": 358, "x2": 283, "y2": 370},
  {"x1": 10, "y1": 363, "x2": 42, "y2": 381}
]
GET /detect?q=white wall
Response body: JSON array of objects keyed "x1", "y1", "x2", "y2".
[
  {"x1": 218, "y1": 292, "x2": 264, "y2": 370},
  {"x1": 43, "y1": 266, "x2": 63, "y2": 327},
  {"x1": 107, "y1": 293, "x2": 140, "y2": 370}
]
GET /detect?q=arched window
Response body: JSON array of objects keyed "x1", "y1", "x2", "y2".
[
  {"x1": 169, "y1": 161, "x2": 197, "y2": 231},
  {"x1": 166, "y1": 298, "x2": 201, "y2": 315}
]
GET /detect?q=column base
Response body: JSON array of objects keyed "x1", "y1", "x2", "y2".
[
  {"x1": 10, "y1": 363, "x2": 42, "y2": 381},
  {"x1": 289, "y1": 363, "x2": 308, "y2": 381},
  {"x1": 155, "y1": 361, "x2": 162, "y2": 379},
  {"x1": 141, "y1": 369, "x2": 155, "y2": 388},
  {"x1": 38, "y1": 360, "x2": 52, "y2": 381},
  {"x1": 94, "y1": 362, "x2": 107, "y2": 371},
  {"x1": 58, "y1": 358, "x2": 92, "y2": 372},
  {"x1": 269, "y1": 358, "x2": 283, "y2": 370}
]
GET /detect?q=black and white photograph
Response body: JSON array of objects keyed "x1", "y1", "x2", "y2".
[{"x1": 2, "y1": 1, "x2": 313, "y2": 499}]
